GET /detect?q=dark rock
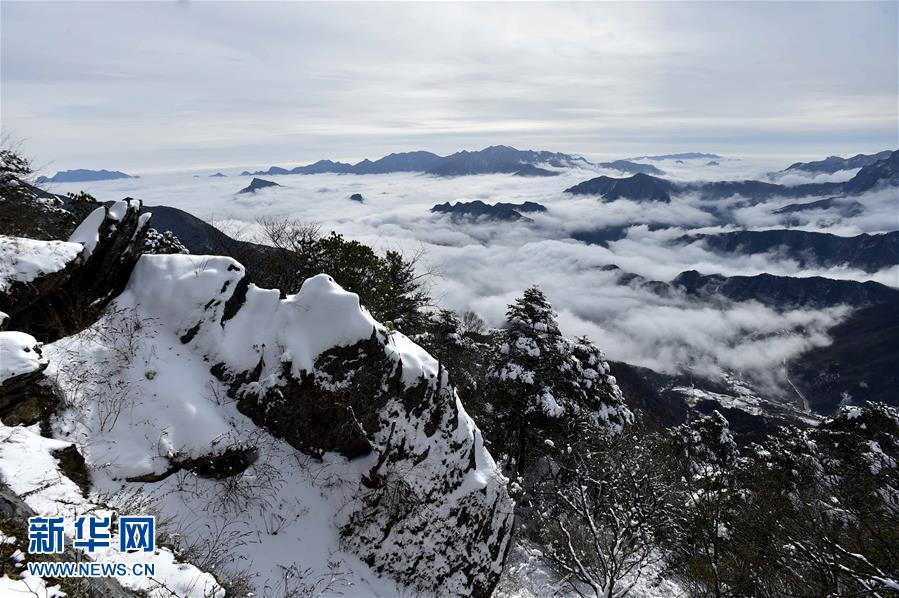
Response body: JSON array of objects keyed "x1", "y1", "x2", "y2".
[
  {"x1": 0, "y1": 200, "x2": 151, "y2": 342},
  {"x1": 706, "y1": 160, "x2": 720, "y2": 166},
  {"x1": 349, "y1": 193, "x2": 365, "y2": 202},
  {"x1": 200, "y1": 273, "x2": 513, "y2": 595},
  {"x1": 237, "y1": 177, "x2": 281, "y2": 194},
  {"x1": 52, "y1": 445, "x2": 91, "y2": 495},
  {"x1": 209, "y1": 172, "x2": 227, "y2": 177},
  {"x1": 126, "y1": 445, "x2": 259, "y2": 483}
]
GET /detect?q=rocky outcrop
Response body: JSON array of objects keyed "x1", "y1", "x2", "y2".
[
  {"x1": 115, "y1": 256, "x2": 514, "y2": 597},
  {"x1": 0, "y1": 331, "x2": 53, "y2": 425},
  {"x1": 1, "y1": 209, "x2": 513, "y2": 595},
  {"x1": 0, "y1": 200, "x2": 150, "y2": 342}
]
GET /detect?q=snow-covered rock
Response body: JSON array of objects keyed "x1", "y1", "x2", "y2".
[
  {"x1": 0, "y1": 331, "x2": 46, "y2": 384},
  {"x1": 41, "y1": 253, "x2": 512, "y2": 596},
  {"x1": 0, "y1": 236, "x2": 83, "y2": 294},
  {"x1": 0, "y1": 331, "x2": 50, "y2": 424},
  {"x1": 0, "y1": 199, "x2": 150, "y2": 341}
]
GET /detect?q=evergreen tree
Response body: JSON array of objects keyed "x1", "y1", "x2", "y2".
[
  {"x1": 486, "y1": 287, "x2": 631, "y2": 477},
  {"x1": 664, "y1": 411, "x2": 742, "y2": 597}
]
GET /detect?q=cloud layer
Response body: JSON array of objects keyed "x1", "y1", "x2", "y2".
[{"x1": 47, "y1": 157, "x2": 896, "y2": 394}]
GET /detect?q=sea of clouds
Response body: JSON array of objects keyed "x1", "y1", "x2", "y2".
[{"x1": 45, "y1": 157, "x2": 896, "y2": 393}]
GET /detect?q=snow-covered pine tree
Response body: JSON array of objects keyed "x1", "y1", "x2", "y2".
[
  {"x1": 664, "y1": 411, "x2": 742, "y2": 596},
  {"x1": 486, "y1": 286, "x2": 631, "y2": 477}
]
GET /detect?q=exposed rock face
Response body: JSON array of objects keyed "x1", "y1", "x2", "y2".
[
  {"x1": 349, "y1": 192, "x2": 365, "y2": 202},
  {"x1": 0, "y1": 330, "x2": 53, "y2": 425},
  {"x1": 0, "y1": 200, "x2": 150, "y2": 342}
]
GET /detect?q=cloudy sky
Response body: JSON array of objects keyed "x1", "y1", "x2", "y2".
[{"x1": 2, "y1": 1, "x2": 897, "y2": 172}]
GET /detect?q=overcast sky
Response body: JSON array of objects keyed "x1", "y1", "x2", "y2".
[{"x1": 2, "y1": 1, "x2": 897, "y2": 172}]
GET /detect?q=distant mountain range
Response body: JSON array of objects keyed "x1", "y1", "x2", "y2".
[
  {"x1": 36, "y1": 169, "x2": 136, "y2": 183},
  {"x1": 242, "y1": 145, "x2": 592, "y2": 177},
  {"x1": 678, "y1": 230, "x2": 899, "y2": 273},
  {"x1": 566, "y1": 173, "x2": 673, "y2": 202},
  {"x1": 567, "y1": 149, "x2": 899, "y2": 203},
  {"x1": 628, "y1": 152, "x2": 722, "y2": 161},
  {"x1": 597, "y1": 160, "x2": 665, "y2": 175},
  {"x1": 777, "y1": 150, "x2": 893, "y2": 175}
]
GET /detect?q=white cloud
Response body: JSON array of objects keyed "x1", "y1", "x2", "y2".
[
  {"x1": 2, "y1": 2, "x2": 896, "y2": 170},
  {"x1": 48, "y1": 163, "x2": 897, "y2": 395}
]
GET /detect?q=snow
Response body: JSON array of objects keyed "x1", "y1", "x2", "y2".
[
  {"x1": 106, "y1": 199, "x2": 130, "y2": 222},
  {"x1": 67, "y1": 206, "x2": 106, "y2": 259},
  {"x1": 0, "y1": 574, "x2": 65, "y2": 597},
  {"x1": 38, "y1": 253, "x2": 508, "y2": 596},
  {"x1": 0, "y1": 236, "x2": 83, "y2": 293},
  {"x1": 0, "y1": 422, "x2": 223, "y2": 597},
  {"x1": 0, "y1": 331, "x2": 47, "y2": 382}
]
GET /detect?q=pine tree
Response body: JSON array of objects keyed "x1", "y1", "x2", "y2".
[
  {"x1": 664, "y1": 411, "x2": 741, "y2": 597},
  {"x1": 486, "y1": 287, "x2": 631, "y2": 477}
]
